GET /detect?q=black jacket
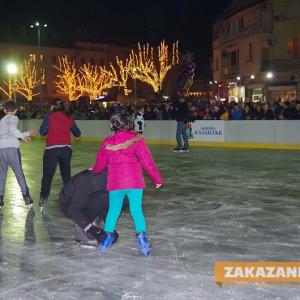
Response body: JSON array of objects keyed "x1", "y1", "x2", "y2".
[
  {"x1": 60, "y1": 170, "x2": 108, "y2": 229},
  {"x1": 174, "y1": 101, "x2": 189, "y2": 122}
]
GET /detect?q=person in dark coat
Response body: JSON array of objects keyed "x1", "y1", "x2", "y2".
[
  {"x1": 173, "y1": 96, "x2": 190, "y2": 152},
  {"x1": 60, "y1": 169, "x2": 119, "y2": 246},
  {"x1": 263, "y1": 103, "x2": 275, "y2": 120}
]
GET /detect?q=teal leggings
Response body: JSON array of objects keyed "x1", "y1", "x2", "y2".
[{"x1": 104, "y1": 189, "x2": 146, "y2": 233}]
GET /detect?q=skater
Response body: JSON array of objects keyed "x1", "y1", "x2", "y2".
[
  {"x1": 0, "y1": 101, "x2": 36, "y2": 208},
  {"x1": 173, "y1": 96, "x2": 190, "y2": 152},
  {"x1": 134, "y1": 111, "x2": 145, "y2": 134},
  {"x1": 39, "y1": 98, "x2": 81, "y2": 210},
  {"x1": 60, "y1": 169, "x2": 119, "y2": 246},
  {"x1": 91, "y1": 112, "x2": 163, "y2": 257}
]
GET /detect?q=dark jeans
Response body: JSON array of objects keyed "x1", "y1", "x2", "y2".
[
  {"x1": 176, "y1": 121, "x2": 189, "y2": 148},
  {"x1": 41, "y1": 147, "x2": 72, "y2": 198}
]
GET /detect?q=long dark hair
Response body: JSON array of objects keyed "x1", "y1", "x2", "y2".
[
  {"x1": 110, "y1": 112, "x2": 134, "y2": 132},
  {"x1": 51, "y1": 98, "x2": 70, "y2": 116}
]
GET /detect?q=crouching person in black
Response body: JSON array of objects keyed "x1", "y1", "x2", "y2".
[{"x1": 59, "y1": 170, "x2": 119, "y2": 246}]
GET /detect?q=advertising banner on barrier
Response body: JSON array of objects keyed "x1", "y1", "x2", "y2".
[{"x1": 189, "y1": 121, "x2": 225, "y2": 142}]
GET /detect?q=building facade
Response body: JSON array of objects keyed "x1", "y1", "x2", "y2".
[
  {"x1": 213, "y1": 0, "x2": 300, "y2": 102},
  {"x1": 0, "y1": 41, "x2": 153, "y2": 102}
]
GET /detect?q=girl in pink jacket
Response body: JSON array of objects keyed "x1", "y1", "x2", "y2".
[{"x1": 92, "y1": 112, "x2": 163, "y2": 257}]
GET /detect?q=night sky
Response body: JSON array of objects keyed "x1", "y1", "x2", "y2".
[{"x1": 0, "y1": 0, "x2": 232, "y2": 78}]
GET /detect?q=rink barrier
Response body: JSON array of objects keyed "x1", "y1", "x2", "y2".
[
  {"x1": 20, "y1": 120, "x2": 300, "y2": 150},
  {"x1": 75, "y1": 139, "x2": 300, "y2": 150}
]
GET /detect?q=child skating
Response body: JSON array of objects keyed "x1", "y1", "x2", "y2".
[
  {"x1": 134, "y1": 111, "x2": 145, "y2": 134},
  {"x1": 92, "y1": 112, "x2": 163, "y2": 257},
  {"x1": 39, "y1": 98, "x2": 81, "y2": 211},
  {"x1": 0, "y1": 101, "x2": 36, "y2": 208}
]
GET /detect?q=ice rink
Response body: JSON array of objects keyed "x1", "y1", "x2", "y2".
[{"x1": 1, "y1": 140, "x2": 300, "y2": 299}]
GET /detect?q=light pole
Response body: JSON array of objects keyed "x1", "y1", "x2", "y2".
[
  {"x1": 30, "y1": 22, "x2": 47, "y2": 48},
  {"x1": 30, "y1": 21, "x2": 47, "y2": 109},
  {"x1": 6, "y1": 63, "x2": 17, "y2": 102}
]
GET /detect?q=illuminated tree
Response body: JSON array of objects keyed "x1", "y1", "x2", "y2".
[
  {"x1": 0, "y1": 78, "x2": 14, "y2": 100},
  {"x1": 78, "y1": 63, "x2": 118, "y2": 100},
  {"x1": 129, "y1": 40, "x2": 179, "y2": 92},
  {"x1": 53, "y1": 56, "x2": 79, "y2": 101},
  {"x1": 15, "y1": 58, "x2": 44, "y2": 100},
  {"x1": 109, "y1": 57, "x2": 133, "y2": 96}
]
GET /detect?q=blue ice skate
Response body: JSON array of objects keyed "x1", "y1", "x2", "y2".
[
  {"x1": 99, "y1": 231, "x2": 118, "y2": 255},
  {"x1": 136, "y1": 232, "x2": 152, "y2": 258}
]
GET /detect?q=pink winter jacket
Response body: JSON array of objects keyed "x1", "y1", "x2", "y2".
[{"x1": 92, "y1": 130, "x2": 163, "y2": 191}]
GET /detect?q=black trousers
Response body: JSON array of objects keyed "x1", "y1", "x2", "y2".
[{"x1": 41, "y1": 147, "x2": 72, "y2": 198}]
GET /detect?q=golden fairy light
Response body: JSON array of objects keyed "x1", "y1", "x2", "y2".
[
  {"x1": 0, "y1": 79, "x2": 14, "y2": 100},
  {"x1": 78, "y1": 63, "x2": 118, "y2": 100},
  {"x1": 0, "y1": 63, "x2": 18, "y2": 99},
  {"x1": 53, "y1": 55, "x2": 79, "y2": 101},
  {"x1": 129, "y1": 40, "x2": 179, "y2": 92},
  {"x1": 109, "y1": 56, "x2": 133, "y2": 96},
  {"x1": 15, "y1": 58, "x2": 44, "y2": 100}
]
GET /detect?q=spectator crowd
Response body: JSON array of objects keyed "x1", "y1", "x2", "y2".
[{"x1": 9, "y1": 97, "x2": 300, "y2": 121}]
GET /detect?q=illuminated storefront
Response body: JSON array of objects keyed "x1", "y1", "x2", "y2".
[
  {"x1": 267, "y1": 84, "x2": 296, "y2": 101},
  {"x1": 227, "y1": 82, "x2": 245, "y2": 102}
]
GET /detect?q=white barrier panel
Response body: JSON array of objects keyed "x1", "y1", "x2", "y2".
[
  {"x1": 225, "y1": 121, "x2": 275, "y2": 143},
  {"x1": 190, "y1": 121, "x2": 225, "y2": 142},
  {"x1": 19, "y1": 119, "x2": 300, "y2": 149}
]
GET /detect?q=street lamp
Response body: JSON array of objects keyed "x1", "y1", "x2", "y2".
[
  {"x1": 30, "y1": 21, "x2": 47, "y2": 48},
  {"x1": 266, "y1": 72, "x2": 273, "y2": 79},
  {"x1": 6, "y1": 63, "x2": 17, "y2": 101},
  {"x1": 30, "y1": 21, "x2": 47, "y2": 109}
]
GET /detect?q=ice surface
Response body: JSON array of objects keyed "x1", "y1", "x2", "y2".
[{"x1": 1, "y1": 141, "x2": 300, "y2": 299}]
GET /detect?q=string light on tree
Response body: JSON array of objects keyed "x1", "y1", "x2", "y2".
[
  {"x1": 15, "y1": 57, "x2": 44, "y2": 100},
  {"x1": 78, "y1": 63, "x2": 118, "y2": 100},
  {"x1": 129, "y1": 40, "x2": 179, "y2": 93},
  {"x1": 109, "y1": 56, "x2": 133, "y2": 96},
  {"x1": 176, "y1": 52, "x2": 196, "y2": 96},
  {"x1": 53, "y1": 56, "x2": 79, "y2": 101},
  {"x1": 0, "y1": 63, "x2": 18, "y2": 100}
]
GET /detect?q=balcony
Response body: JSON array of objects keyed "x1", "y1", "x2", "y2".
[
  {"x1": 214, "y1": 3, "x2": 273, "y2": 45},
  {"x1": 261, "y1": 59, "x2": 300, "y2": 72},
  {"x1": 218, "y1": 23, "x2": 267, "y2": 45}
]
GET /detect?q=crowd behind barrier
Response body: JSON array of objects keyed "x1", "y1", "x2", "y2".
[{"x1": 7, "y1": 97, "x2": 300, "y2": 121}]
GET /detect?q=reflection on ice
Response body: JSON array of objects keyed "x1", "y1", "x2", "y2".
[{"x1": 0, "y1": 142, "x2": 300, "y2": 299}]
